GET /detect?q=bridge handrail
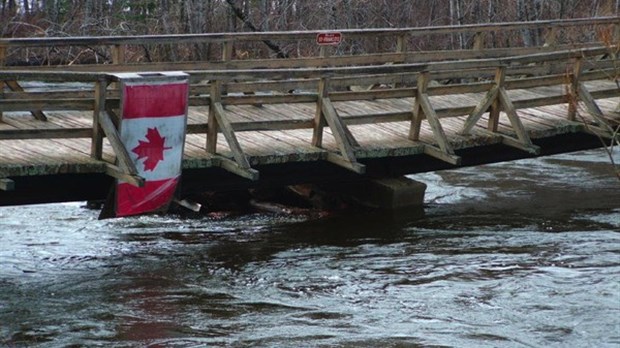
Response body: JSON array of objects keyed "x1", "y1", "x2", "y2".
[
  {"x1": 0, "y1": 17, "x2": 617, "y2": 48},
  {"x1": 0, "y1": 45, "x2": 614, "y2": 83}
]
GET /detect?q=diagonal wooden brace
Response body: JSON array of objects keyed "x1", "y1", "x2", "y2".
[
  {"x1": 321, "y1": 97, "x2": 365, "y2": 174},
  {"x1": 460, "y1": 85, "x2": 499, "y2": 135},
  {"x1": 208, "y1": 80, "x2": 259, "y2": 180},
  {"x1": 408, "y1": 72, "x2": 460, "y2": 164},
  {"x1": 577, "y1": 82, "x2": 615, "y2": 134},
  {"x1": 5, "y1": 80, "x2": 47, "y2": 121},
  {"x1": 497, "y1": 88, "x2": 540, "y2": 155},
  {"x1": 313, "y1": 78, "x2": 364, "y2": 174},
  {"x1": 461, "y1": 66, "x2": 539, "y2": 155},
  {"x1": 98, "y1": 110, "x2": 144, "y2": 187},
  {"x1": 212, "y1": 101, "x2": 259, "y2": 180}
]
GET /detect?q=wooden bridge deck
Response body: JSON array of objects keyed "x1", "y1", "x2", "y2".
[{"x1": 0, "y1": 80, "x2": 617, "y2": 177}]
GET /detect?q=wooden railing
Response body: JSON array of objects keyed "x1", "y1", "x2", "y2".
[
  {"x1": 0, "y1": 17, "x2": 618, "y2": 70},
  {"x1": 1, "y1": 42, "x2": 618, "y2": 182}
]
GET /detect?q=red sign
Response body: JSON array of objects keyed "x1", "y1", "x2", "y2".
[
  {"x1": 316, "y1": 32, "x2": 342, "y2": 46},
  {"x1": 116, "y1": 78, "x2": 189, "y2": 217}
]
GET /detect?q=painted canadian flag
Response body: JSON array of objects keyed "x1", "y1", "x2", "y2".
[{"x1": 116, "y1": 79, "x2": 189, "y2": 217}]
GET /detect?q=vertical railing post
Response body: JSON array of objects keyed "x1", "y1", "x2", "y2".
[
  {"x1": 543, "y1": 27, "x2": 558, "y2": 47},
  {"x1": 110, "y1": 45, "x2": 124, "y2": 90},
  {"x1": 221, "y1": 41, "x2": 233, "y2": 100},
  {"x1": 111, "y1": 44, "x2": 125, "y2": 65},
  {"x1": 319, "y1": 45, "x2": 328, "y2": 58},
  {"x1": 473, "y1": 32, "x2": 485, "y2": 51},
  {"x1": 207, "y1": 79, "x2": 221, "y2": 153},
  {"x1": 488, "y1": 66, "x2": 506, "y2": 132},
  {"x1": 0, "y1": 44, "x2": 6, "y2": 122},
  {"x1": 91, "y1": 76, "x2": 107, "y2": 160},
  {"x1": 394, "y1": 34, "x2": 406, "y2": 88},
  {"x1": 396, "y1": 34, "x2": 406, "y2": 57},
  {"x1": 409, "y1": 71, "x2": 428, "y2": 141},
  {"x1": 222, "y1": 41, "x2": 233, "y2": 62},
  {"x1": 568, "y1": 57, "x2": 583, "y2": 122},
  {"x1": 312, "y1": 77, "x2": 329, "y2": 147}
]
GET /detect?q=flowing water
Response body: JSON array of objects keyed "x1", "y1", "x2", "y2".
[{"x1": 1, "y1": 149, "x2": 619, "y2": 347}]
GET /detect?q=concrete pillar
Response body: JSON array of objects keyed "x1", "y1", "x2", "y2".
[{"x1": 326, "y1": 176, "x2": 427, "y2": 211}]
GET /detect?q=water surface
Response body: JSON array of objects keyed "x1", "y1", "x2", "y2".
[{"x1": 1, "y1": 149, "x2": 619, "y2": 347}]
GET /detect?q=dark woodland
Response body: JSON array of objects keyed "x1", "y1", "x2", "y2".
[{"x1": 1, "y1": 1, "x2": 618, "y2": 63}]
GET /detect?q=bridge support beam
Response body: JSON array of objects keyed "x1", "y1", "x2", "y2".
[
  {"x1": 323, "y1": 176, "x2": 427, "y2": 211},
  {"x1": 0, "y1": 178, "x2": 15, "y2": 191}
]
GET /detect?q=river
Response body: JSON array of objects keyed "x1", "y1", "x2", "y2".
[{"x1": 1, "y1": 149, "x2": 619, "y2": 347}]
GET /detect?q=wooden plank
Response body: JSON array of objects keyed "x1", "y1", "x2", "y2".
[
  {"x1": 0, "y1": 98, "x2": 94, "y2": 112},
  {"x1": 0, "y1": 127, "x2": 92, "y2": 140},
  {"x1": 232, "y1": 119, "x2": 313, "y2": 132},
  {"x1": 3, "y1": 90, "x2": 97, "y2": 100},
  {"x1": 223, "y1": 93, "x2": 317, "y2": 105},
  {"x1": 330, "y1": 88, "x2": 416, "y2": 102}
]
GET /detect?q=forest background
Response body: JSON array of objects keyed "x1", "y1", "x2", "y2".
[{"x1": 0, "y1": 0, "x2": 618, "y2": 63}]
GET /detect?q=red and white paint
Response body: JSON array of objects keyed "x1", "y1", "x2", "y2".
[{"x1": 116, "y1": 80, "x2": 189, "y2": 217}]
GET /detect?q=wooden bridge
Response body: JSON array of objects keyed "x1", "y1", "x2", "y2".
[{"x1": 0, "y1": 17, "x2": 619, "y2": 206}]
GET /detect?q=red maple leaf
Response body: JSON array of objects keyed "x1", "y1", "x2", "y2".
[{"x1": 131, "y1": 127, "x2": 172, "y2": 171}]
